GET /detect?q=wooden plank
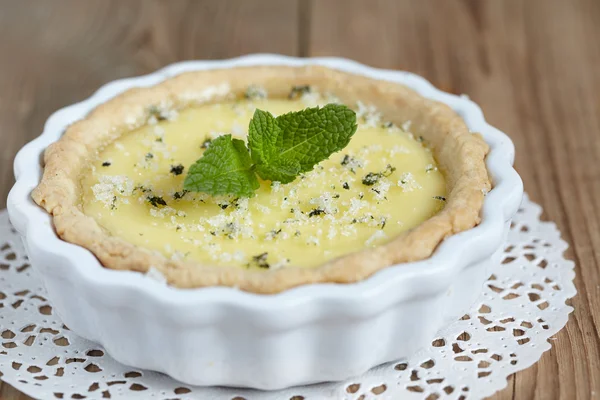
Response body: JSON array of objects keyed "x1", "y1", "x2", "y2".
[{"x1": 307, "y1": 0, "x2": 600, "y2": 399}]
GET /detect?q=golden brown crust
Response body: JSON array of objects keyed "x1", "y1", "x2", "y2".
[{"x1": 32, "y1": 65, "x2": 490, "y2": 294}]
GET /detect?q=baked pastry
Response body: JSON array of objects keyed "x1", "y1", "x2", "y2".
[{"x1": 32, "y1": 66, "x2": 490, "y2": 293}]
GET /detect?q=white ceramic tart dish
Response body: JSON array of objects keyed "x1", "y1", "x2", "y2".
[{"x1": 7, "y1": 55, "x2": 523, "y2": 390}]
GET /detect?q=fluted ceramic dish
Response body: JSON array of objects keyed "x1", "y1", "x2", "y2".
[{"x1": 7, "y1": 55, "x2": 523, "y2": 390}]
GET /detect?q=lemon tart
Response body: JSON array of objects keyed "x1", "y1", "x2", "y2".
[{"x1": 32, "y1": 66, "x2": 490, "y2": 293}]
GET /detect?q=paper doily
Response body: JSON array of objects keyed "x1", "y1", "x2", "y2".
[{"x1": 0, "y1": 194, "x2": 576, "y2": 400}]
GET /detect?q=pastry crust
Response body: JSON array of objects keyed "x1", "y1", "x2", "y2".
[{"x1": 32, "y1": 66, "x2": 490, "y2": 294}]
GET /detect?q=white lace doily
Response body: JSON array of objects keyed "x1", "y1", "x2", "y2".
[{"x1": 0, "y1": 194, "x2": 576, "y2": 400}]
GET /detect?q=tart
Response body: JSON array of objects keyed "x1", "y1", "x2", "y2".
[{"x1": 32, "y1": 66, "x2": 490, "y2": 293}]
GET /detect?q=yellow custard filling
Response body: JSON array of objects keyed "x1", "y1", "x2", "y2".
[{"x1": 80, "y1": 96, "x2": 446, "y2": 269}]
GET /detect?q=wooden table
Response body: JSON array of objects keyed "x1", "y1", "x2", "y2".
[{"x1": 0, "y1": 1, "x2": 598, "y2": 398}]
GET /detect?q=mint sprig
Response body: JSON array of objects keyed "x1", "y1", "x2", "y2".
[{"x1": 184, "y1": 104, "x2": 357, "y2": 197}]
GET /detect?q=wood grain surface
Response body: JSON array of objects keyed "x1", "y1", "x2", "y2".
[{"x1": 0, "y1": 0, "x2": 598, "y2": 399}]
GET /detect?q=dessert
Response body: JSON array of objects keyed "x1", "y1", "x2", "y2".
[{"x1": 32, "y1": 66, "x2": 490, "y2": 293}]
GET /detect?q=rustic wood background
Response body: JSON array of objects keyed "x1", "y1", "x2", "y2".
[{"x1": 0, "y1": 0, "x2": 599, "y2": 399}]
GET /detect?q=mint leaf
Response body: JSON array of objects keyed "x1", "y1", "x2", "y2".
[
  {"x1": 249, "y1": 104, "x2": 357, "y2": 183},
  {"x1": 248, "y1": 109, "x2": 300, "y2": 183},
  {"x1": 183, "y1": 135, "x2": 259, "y2": 197},
  {"x1": 248, "y1": 109, "x2": 282, "y2": 169}
]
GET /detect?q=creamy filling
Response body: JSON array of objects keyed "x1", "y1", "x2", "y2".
[{"x1": 80, "y1": 93, "x2": 446, "y2": 269}]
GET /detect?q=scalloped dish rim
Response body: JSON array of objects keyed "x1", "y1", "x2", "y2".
[{"x1": 7, "y1": 55, "x2": 524, "y2": 308}]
